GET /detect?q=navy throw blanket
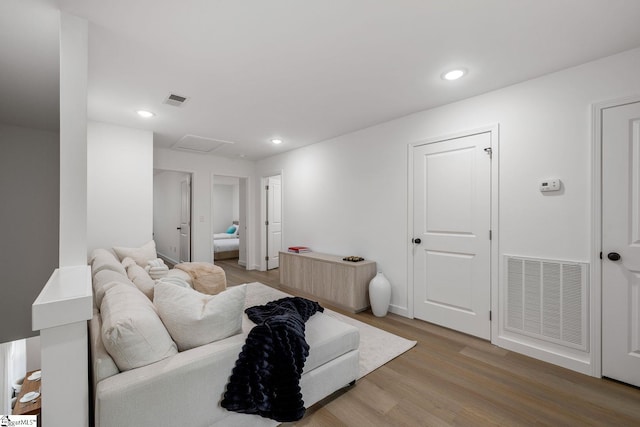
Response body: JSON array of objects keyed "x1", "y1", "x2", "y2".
[{"x1": 221, "y1": 297, "x2": 323, "y2": 422}]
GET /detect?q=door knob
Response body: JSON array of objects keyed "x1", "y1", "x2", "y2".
[
  {"x1": 412, "y1": 238, "x2": 422, "y2": 244},
  {"x1": 607, "y1": 252, "x2": 621, "y2": 261}
]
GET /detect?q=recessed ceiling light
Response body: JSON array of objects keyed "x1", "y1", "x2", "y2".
[
  {"x1": 136, "y1": 110, "x2": 155, "y2": 118},
  {"x1": 271, "y1": 138, "x2": 283, "y2": 145},
  {"x1": 442, "y1": 69, "x2": 467, "y2": 81}
]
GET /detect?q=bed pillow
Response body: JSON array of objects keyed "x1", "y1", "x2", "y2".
[
  {"x1": 113, "y1": 240, "x2": 157, "y2": 268},
  {"x1": 153, "y1": 283, "x2": 246, "y2": 351},
  {"x1": 226, "y1": 225, "x2": 237, "y2": 234},
  {"x1": 101, "y1": 283, "x2": 177, "y2": 371}
]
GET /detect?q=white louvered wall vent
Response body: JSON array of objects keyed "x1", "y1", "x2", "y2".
[{"x1": 505, "y1": 255, "x2": 589, "y2": 351}]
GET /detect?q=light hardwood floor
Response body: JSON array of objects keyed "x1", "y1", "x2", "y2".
[{"x1": 216, "y1": 259, "x2": 640, "y2": 426}]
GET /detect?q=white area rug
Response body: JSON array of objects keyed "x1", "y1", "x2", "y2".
[{"x1": 245, "y1": 282, "x2": 417, "y2": 379}]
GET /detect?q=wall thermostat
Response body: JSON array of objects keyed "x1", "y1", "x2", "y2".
[{"x1": 540, "y1": 178, "x2": 561, "y2": 192}]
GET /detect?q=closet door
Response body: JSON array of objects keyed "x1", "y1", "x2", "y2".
[{"x1": 412, "y1": 131, "x2": 492, "y2": 339}]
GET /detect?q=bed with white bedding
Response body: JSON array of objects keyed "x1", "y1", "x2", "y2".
[{"x1": 213, "y1": 223, "x2": 240, "y2": 260}]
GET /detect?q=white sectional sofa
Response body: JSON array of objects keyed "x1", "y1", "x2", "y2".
[{"x1": 88, "y1": 248, "x2": 360, "y2": 427}]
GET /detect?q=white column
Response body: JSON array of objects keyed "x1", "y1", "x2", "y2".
[
  {"x1": 59, "y1": 11, "x2": 88, "y2": 267},
  {"x1": 32, "y1": 11, "x2": 91, "y2": 427}
]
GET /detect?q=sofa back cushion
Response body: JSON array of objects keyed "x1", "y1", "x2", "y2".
[
  {"x1": 154, "y1": 283, "x2": 246, "y2": 351},
  {"x1": 89, "y1": 309, "x2": 120, "y2": 388},
  {"x1": 93, "y1": 269, "x2": 135, "y2": 308},
  {"x1": 101, "y1": 283, "x2": 178, "y2": 371},
  {"x1": 90, "y1": 248, "x2": 127, "y2": 279}
]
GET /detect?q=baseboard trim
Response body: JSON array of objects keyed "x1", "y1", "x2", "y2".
[
  {"x1": 494, "y1": 334, "x2": 592, "y2": 376},
  {"x1": 389, "y1": 304, "x2": 409, "y2": 318},
  {"x1": 157, "y1": 252, "x2": 178, "y2": 265}
]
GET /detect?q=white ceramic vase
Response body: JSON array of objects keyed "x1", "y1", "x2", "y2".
[{"x1": 369, "y1": 271, "x2": 391, "y2": 317}]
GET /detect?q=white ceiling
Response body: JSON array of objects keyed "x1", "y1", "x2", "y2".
[{"x1": 5, "y1": 1, "x2": 640, "y2": 159}]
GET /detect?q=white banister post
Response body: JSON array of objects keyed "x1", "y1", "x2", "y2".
[{"x1": 32, "y1": 11, "x2": 91, "y2": 427}]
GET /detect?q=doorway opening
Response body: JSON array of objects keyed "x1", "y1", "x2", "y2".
[
  {"x1": 153, "y1": 169, "x2": 192, "y2": 266},
  {"x1": 212, "y1": 175, "x2": 248, "y2": 269}
]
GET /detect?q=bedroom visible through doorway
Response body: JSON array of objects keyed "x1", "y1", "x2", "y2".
[{"x1": 212, "y1": 175, "x2": 248, "y2": 268}]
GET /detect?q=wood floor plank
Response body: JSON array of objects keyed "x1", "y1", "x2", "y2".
[{"x1": 216, "y1": 260, "x2": 640, "y2": 426}]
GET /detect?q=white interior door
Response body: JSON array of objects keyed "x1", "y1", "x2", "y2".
[
  {"x1": 602, "y1": 100, "x2": 640, "y2": 387},
  {"x1": 266, "y1": 176, "x2": 282, "y2": 270},
  {"x1": 413, "y1": 131, "x2": 492, "y2": 339},
  {"x1": 179, "y1": 179, "x2": 191, "y2": 263}
]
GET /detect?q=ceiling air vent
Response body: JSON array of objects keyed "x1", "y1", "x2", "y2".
[{"x1": 163, "y1": 93, "x2": 189, "y2": 107}]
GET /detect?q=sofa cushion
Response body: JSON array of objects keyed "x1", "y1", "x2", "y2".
[
  {"x1": 101, "y1": 283, "x2": 178, "y2": 371},
  {"x1": 113, "y1": 240, "x2": 157, "y2": 268},
  {"x1": 91, "y1": 249, "x2": 127, "y2": 279},
  {"x1": 93, "y1": 269, "x2": 136, "y2": 308},
  {"x1": 302, "y1": 312, "x2": 360, "y2": 373},
  {"x1": 126, "y1": 263, "x2": 155, "y2": 300},
  {"x1": 90, "y1": 309, "x2": 120, "y2": 386},
  {"x1": 242, "y1": 282, "x2": 360, "y2": 373},
  {"x1": 154, "y1": 283, "x2": 246, "y2": 351}
]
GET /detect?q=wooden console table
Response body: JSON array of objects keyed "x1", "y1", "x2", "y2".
[
  {"x1": 13, "y1": 369, "x2": 41, "y2": 422},
  {"x1": 279, "y1": 251, "x2": 376, "y2": 312}
]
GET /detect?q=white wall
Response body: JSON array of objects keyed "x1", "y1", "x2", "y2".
[
  {"x1": 87, "y1": 121, "x2": 153, "y2": 254},
  {"x1": 0, "y1": 123, "x2": 59, "y2": 343},
  {"x1": 256, "y1": 47, "x2": 640, "y2": 373},
  {"x1": 154, "y1": 148, "x2": 255, "y2": 264},
  {"x1": 153, "y1": 170, "x2": 189, "y2": 262}
]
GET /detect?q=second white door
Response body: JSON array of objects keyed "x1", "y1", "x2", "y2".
[
  {"x1": 602, "y1": 100, "x2": 640, "y2": 387},
  {"x1": 179, "y1": 178, "x2": 191, "y2": 263},
  {"x1": 413, "y1": 131, "x2": 492, "y2": 339},
  {"x1": 266, "y1": 176, "x2": 282, "y2": 270}
]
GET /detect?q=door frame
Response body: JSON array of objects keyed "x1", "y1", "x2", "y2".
[
  {"x1": 591, "y1": 94, "x2": 640, "y2": 378},
  {"x1": 407, "y1": 124, "x2": 500, "y2": 341},
  {"x1": 259, "y1": 170, "x2": 284, "y2": 271}
]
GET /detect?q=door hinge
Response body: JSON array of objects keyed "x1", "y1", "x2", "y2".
[
  {"x1": 489, "y1": 310, "x2": 492, "y2": 321},
  {"x1": 484, "y1": 147, "x2": 492, "y2": 158},
  {"x1": 265, "y1": 220, "x2": 269, "y2": 226},
  {"x1": 265, "y1": 256, "x2": 269, "y2": 261},
  {"x1": 489, "y1": 230, "x2": 492, "y2": 240},
  {"x1": 599, "y1": 251, "x2": 602, "y2": 260},
  {"x1": 265, "y1": 185, "x2": 269, "y2": 190}
]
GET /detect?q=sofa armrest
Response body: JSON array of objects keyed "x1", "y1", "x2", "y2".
[{"x1": 95, "y1": 333, "x2": 248, "y2": 427}]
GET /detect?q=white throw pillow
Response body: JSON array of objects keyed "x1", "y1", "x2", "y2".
[
  {"x1": 112, "y1": 240, "x2": 157, "y2": 268},
  {"x1": 101, "y1": 283, "x2": 178, "y2": 371},
  {"x1": 126, "y1": 263, "x2": 155, "y2": 300},
  {"x1": 154, "y1": 283, "x2": 246, "y2": 352}
]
